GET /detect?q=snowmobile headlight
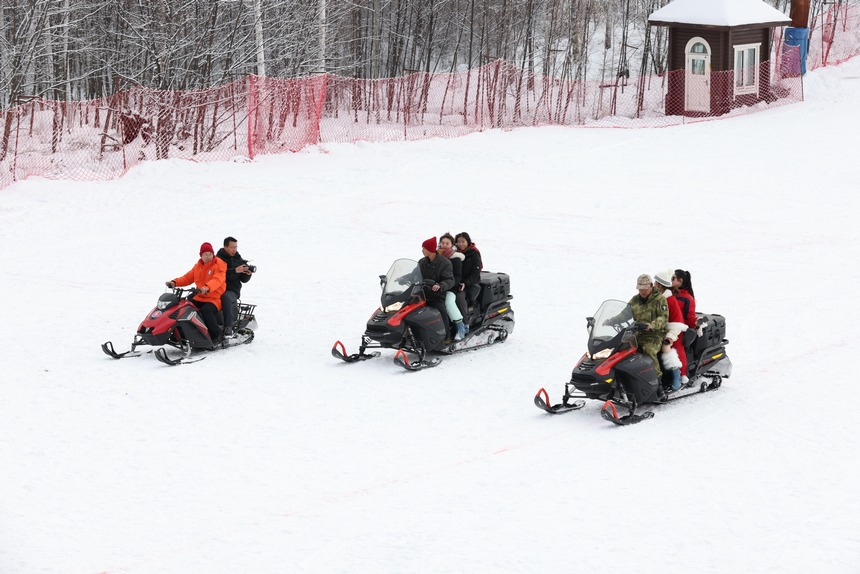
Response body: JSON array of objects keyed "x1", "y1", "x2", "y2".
[
  {"x1": 157, "y1": 299, "x2": 172, "y2": 310},
  {"x1": 591, "y1": 348, "x2": 613, "y2": 360},
  {"x1": 384, "y1": 302, "x2": 403, "y2": 312}
]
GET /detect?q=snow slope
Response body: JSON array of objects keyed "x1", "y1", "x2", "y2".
[{"x1": 1, "y1": 58, "x2": 859, "y2": 574}]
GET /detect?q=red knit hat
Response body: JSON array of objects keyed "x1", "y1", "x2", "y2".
[
  {"x1": 199, "y1": 242, "x2": 214, "y2": 256},
  {"x1": 422, "y1": 237, "x2": 437, "y2": 252}
]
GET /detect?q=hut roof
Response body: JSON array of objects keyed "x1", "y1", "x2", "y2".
[{"x1": 649, "y1": 0, "x2": 791, "y2": 27}]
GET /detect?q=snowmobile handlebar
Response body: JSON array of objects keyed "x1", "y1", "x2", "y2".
[
  {"x1": 166, "y1": 287, "x2": 200, "y2": 299},
  {"x1": 599, "y1": 320, "x2": 649, "y2": 333}
]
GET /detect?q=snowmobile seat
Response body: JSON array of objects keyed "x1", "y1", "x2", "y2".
[{"x1": 463, "y1": 283, "x2": 481, "y2": 309}]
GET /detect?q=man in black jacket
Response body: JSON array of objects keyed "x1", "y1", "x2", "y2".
[
  {"x1": 216, "y1": 236, "x2": 254, "y2": 336},
  {"x1": 417, "y1": 236, "x2": 455, "y2": 337}
]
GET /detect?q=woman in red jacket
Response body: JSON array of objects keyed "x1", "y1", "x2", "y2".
[
  {"x1": 166, "y1": 242, "x2": 228, "y2": 344},
  {"x1": 672, "y1": 269, "x2": 698, "y2": 386},
  {"x1": 672, "y1": 269, "x2": 697, "y2": 330}
]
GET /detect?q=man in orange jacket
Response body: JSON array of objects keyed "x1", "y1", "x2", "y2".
[{"x1": 166, "y1": 242, "x2": 228, "y2": 344}]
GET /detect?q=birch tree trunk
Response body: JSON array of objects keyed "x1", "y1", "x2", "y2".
[
  {"x1": 371, "y1": 0, "x2": 381, "y2": 78},
  {"x1": 62, "y1": 0, "x2": 71, "y2": 102},
  {"x1": 318, "y1": 0, "x2": 326, "y2": 73},
  {"x1": 254, "y1": 0, "x2": 266, "y2": 77}
]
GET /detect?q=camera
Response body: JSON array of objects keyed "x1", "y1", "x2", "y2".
[{"x1": 242, "y1": 260, "x2": 257, "y2": 273}]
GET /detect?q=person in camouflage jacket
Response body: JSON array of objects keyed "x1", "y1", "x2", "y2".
[{"x1": 628, "y1": 273, "x2": 669, "y2": 376}]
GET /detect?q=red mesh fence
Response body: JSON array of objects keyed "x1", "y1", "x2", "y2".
[
  {"x1": 0, "y1": 76, "x2": 328, "y2": 191},
  {"x1": 808, "y1": 2, "x2": 860, "y2": 68},
  {"x1": 321, "y1": 53, "x2": 804, "y2": 145},
  {"x1": 0, "y1": 3, "x2": 857, "y2": 192}
]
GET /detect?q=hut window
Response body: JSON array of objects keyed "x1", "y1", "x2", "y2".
[
  {"x1": 691, "y1": 42, "x2": 708, "y2": 54},
  {"x1": 733, "y1": 43, "x2": 761, "y2": 96}
]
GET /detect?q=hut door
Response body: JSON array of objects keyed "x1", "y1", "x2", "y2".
[{"x1": 685, "y1": 38, "x2": 711, "y2": 113}]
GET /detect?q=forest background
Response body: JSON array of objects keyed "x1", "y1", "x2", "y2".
[{"x1": 0, "y1": 0, "x2": 824, "y2": 108}]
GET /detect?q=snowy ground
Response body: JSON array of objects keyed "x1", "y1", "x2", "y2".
[{"x1": 2, "y1": 57, "x2": 860, "y2": 574}]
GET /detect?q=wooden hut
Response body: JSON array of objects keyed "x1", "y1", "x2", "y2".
[{"x1": 649, "y1": 0, "x2": 791, "y2": 116}]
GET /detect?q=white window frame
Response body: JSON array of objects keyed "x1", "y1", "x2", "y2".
[{"x1": 733, "y1": 43, "x2": 761, "y2": 97}]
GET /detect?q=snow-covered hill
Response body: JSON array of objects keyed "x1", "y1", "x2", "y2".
[{"x1": 1, "y1": 57, "x2": 859, "y2": 574}]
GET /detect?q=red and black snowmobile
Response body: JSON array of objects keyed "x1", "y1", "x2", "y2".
[
  {"x1": 101, "y1": 287, "x2": 257, "y2": 365},
  {"x1": 332, "y1": 258, "x2": 514, "y2": 370},
  {"x1": 534, "y1": 299, "x2": 731, "y2": 425}
]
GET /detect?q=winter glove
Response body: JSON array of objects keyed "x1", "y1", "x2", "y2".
[{"x1": 696, "y1": 317, "x2": 708, "y2": 337}]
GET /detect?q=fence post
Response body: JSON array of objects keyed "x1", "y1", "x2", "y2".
[
  {"x1": 12, "y1": 106, "x2": 23, "y2": 182},
  {"x1": 247, "y1": 75, "x2": 257, "y2": 159},
  {"x1": 313, "y1": 74, "x2": 328, "y2": 146}
]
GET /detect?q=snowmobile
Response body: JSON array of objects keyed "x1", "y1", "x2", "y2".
[
  {"x1": 101, "y1": 287, "x2": 257, "y2": 365},
  {"x1": 332, "y1": 258, "x2": 514, "y2": 370},
  {"x1": 534, "y1": 299, "x2": 731, "y2": 425}
]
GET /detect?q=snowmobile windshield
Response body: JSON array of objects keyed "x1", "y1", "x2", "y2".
[
  {"x1": 588, "y1": 300, "x2": 635, "y2": 357},
  {"x1": 381, "y1": 258, "x2": 423, "y2": 311},
  {"x1": 157, "y1": 292, "x2": 180, "y2": 310}
]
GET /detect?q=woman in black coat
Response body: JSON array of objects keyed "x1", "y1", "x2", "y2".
[{"x1": 455, "y1": 232, "x2": 483, "y2": 305}]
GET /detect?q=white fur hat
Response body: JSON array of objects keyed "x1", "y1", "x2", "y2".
[{"x1": 654, "y1": 269, "x2": 673, "y2": 287}]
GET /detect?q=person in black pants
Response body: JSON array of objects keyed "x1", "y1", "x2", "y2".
[
  {"x1": 417, "y1": 236, "x2": 455, "y2": 338},
  {"x1": 216, "y1": 236, "x2": 254, "y2": 337},
  {"x1": 455, "y1": 232, "x2": 483, "y2": 305}
]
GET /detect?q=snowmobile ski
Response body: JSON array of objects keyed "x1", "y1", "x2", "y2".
[
  {"x1": 599, "y1": 375, "x2": 724, "y2": 424},
  {"x1": 154, "y1": 347, "x2": 204, "y2": 366},
  {"x1": 331, "y1": 340, "x2": 381, "y2": 363},
  {"x1": 392, "y1": 325, "x2": 507, "y2": 371},
  {"x1": 533, "y1": 388, "x2": 586, "y2": 414},
  {"x1": 101, "y1": 341, "x2": 145, "y2": 359},
  {"x1": 600, "y1": 400, "x2": 655, "y2": 426},
  {"x1": 393, "y1": 349, "x2": 441, "y2": 371},
  {"x1": 154, "y1": 329, "x2": 255, "y2": 366}
]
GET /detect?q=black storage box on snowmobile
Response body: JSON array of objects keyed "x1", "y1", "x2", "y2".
[
  {"x1": 478, "y1": 272, "x2": 512, "y2": 308},
  {"x1": 694, "y1": 313, "x2": 727, "y2": 355}
]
